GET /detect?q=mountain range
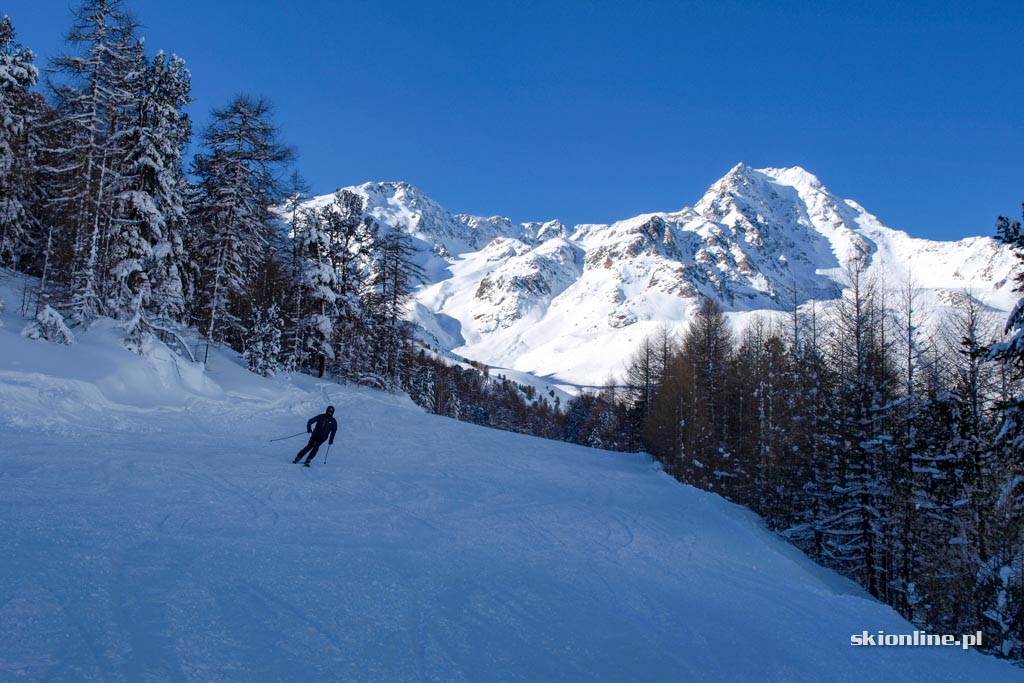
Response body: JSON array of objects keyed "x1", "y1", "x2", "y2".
[{"x1": 299, "y1": 164, "x2": 1021, "y2": 388}]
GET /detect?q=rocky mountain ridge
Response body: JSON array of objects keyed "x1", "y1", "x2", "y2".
[{"x1": 302, "y1": 165, "x2": 1020, "y2": 386}]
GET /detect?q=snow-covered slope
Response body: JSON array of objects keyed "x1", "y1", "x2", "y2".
[
  {"x1": 0, "y1": 277, "x2": 1018, "y2": 681},
  {"x1": 308, "y1": 166, "x2": 1021, "y2": 387}
]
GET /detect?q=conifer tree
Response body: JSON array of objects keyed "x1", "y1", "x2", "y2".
[
  {"x1": 784, "y1": 299, "x2": 835, "y2": 559},
  {"x1": 244, "y1": 303, "x2": 283, "y2": 377},
  {"x1": 676, "y1": 297, "x2": 736, "y2": 493},
  {"x1": 22, "y1": 305, "x2": 75, "y2": 345},
  {"x1": 735, "y1": 317, "x2": 791, "y2": 520},
  {"x1": 885, "y1": 279, "x2": 932, "y2": 617},
  {"x1": 25, "y1": 102, "x2": 75, "y2": 310},
  {"x1": 363, "y1": 224, "x2": 422, "y2": 389},
  {"x1": 625, "y1": 325, "x2": 677, "y2": 423},
  {"x1": 279, "y1": 171, "x2": 311, "y2": 369},
  {"x1": 986, "y1": 206, "x2": 1024, "y2": 658},
  {"x1": 101, "y1": 30, "x2": 149, "y2": 328},
  {"x1": 820, "y1": 258, "x2": 897, "y2": 598},
  {"x1": 323, "y1": 190, "x2": 376, "y2": 379},
  {"x1": 994, "y1": 206, "x2": 1024, "y2": 452},
  {"x1": 294, "y1": 205, "x2": 340, "y2": 376},
  {"x1": 0, "y1": 16, "x2": 41, "y2": 267},
  {"x1": 190, "y1": 95, "x2": 293, "y2": 357},
  {"x1": 49, "y1": 0, "x2": 142, "y2": 323},
  {"x1": 136, "y1": 51, "x2": 193, "y2": 322}
]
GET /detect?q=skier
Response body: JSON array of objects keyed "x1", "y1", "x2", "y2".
[{"x1": 293, "y1": 406, "x2": 338, "y2": 467}]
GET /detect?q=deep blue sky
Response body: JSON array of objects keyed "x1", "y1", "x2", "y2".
[{"x1": 7, "y1": 1, "x2": 1023, "y2": 240}]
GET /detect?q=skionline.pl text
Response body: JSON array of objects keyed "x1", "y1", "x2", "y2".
[{"x1": 851, "y1": 631, "x2": 983, "y2": 650}]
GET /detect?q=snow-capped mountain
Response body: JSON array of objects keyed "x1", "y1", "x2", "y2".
[{"x1": 308, "y1": 166, "x2": 1021, "y2": 387}]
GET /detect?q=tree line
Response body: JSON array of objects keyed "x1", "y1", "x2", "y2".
[
  {"x1": 564, "y1": 256, "x2": 1024, "y2": 662},
  {"x1": 0, "y1": 1, "x2": 423, "y2": 389},
  {"x1": 0, "y1": 0, "x2": 609, "y2": 426},
  {"x1": 0, "y1": 0, "x2": 585, "y2": 419}
]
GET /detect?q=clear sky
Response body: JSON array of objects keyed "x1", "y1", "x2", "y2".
[{"x1": 7, "y1": 0, "x2": 1024, "y2": 240}]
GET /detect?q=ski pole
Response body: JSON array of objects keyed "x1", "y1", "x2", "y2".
[
  {"x1": 324, "y1": 443, "x2": 332, "y2": 465},
  {"x1": 269, "y1": 431, "x2": 307, "y2": 443}
]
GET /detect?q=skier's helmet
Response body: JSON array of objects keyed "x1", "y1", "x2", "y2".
[{"x1": 326, "y1": 405, "x2": 335, "y2": 415}]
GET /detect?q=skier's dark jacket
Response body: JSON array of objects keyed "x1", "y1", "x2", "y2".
[{"x1": 307, "y1": 413, "x2": 338, "y2": 444}]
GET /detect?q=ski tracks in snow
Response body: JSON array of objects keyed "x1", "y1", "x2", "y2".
[{"x1": 1, "y1": 354, "x2": 1020, "y2": 680}]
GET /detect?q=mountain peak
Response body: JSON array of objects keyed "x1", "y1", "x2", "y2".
[
  {"x1": 297, "y1": 168, "x2": 1019, "y2": 385},
  {"x1": 695, "y1": 163, "x2": 842, "y2": 225},
  {"x1": 708, "y1": 164, "x2": 827, "y2": 197},
  {"x1": 726, "y1": 161, "x2": 752, "y2": 176},
  {"x1": 759, "y1": 165, "x2": 827, "y2": 192},
  {"x1": 355, "y1": 180, "x2": 432, "y2": 203}
]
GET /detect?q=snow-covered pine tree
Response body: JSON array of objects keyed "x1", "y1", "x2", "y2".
[
  {"x1": 406, "y1": 349, "x2": 440, "y2": 413},
  {"x1": 102, "y1": 31, "x2": 151, "y2": 342},
  {"x1": 975, "y1": 367, "x2": 1024, "y2": 661},
  {"x1": 323, "y1": 190, "x2": 377, "y2": 381},
  {"x1": 942, "y1": 292, "x2": 1003, "y2": 564},
  {"x1": 820, "y1": 257, "x2": 897, "y2": 599},
  {"x1": 885, "y1": 279, "x2": 933, "y2": 618},
  {"x1": 562, "y1": 382, "x2": 623, "y2": 449},
  {"x1": 22, "y1": 305, "x2": 75, "y2": 345},
  {"x1": 363, "y1": 223, "x2": 422, "y2": 390},
  {"x1": 294, "y1": 205, "x2": 339, "y2": 377},
  {"x1": 243, "y1": 303, "x2": 283, "y2": 377},
  {"x1": 23, "y1": 102, "x2": 74, "y2": 311},
  {"x1": 983, "y1": 207, "x2": 1024, "y2": 659},
  {"x1": 783, "y1": 298, "x2": 836, "y2": 561},
  {"x1": 49, "y1": 0, "x2": 142, "y2": 324},
  {"x1": 593, "y1": 382, "x2": 627, "y2": 450},
  {"x1": 909, "y1": 359, "x2": 974, "y2": 632},
  {"x1": 438, "y1": 367, "x2": 462, "y2": 420},
  {"x1": 734, "y1": 316, "x2": 792, "y2": 522},
  {"x1": 279, "y1": 170, "x2": 311, "y2": 370},
  {"x1": 0, "y1": 16, "x2": 41, "y2": 268},
  {"x1": 993, "y1": 206, "x2": 1024, "y2": 454},
  {"x1": 563, "y1": 391, "x2": 599, "y2": 445},
  {"x1": 906, "y1": 293, "x2": 1004, "y2": 639},
  {"x1": 190, "y1": 95, "x2": 293, "y2": 359},
  {"x1": 138, "y1": 51, "x2": 193, "y2": 323}
]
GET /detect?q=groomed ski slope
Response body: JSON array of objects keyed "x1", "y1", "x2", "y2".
[{"x1": 0, "y1": 302, "x2": 1019, "y2": 680}]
